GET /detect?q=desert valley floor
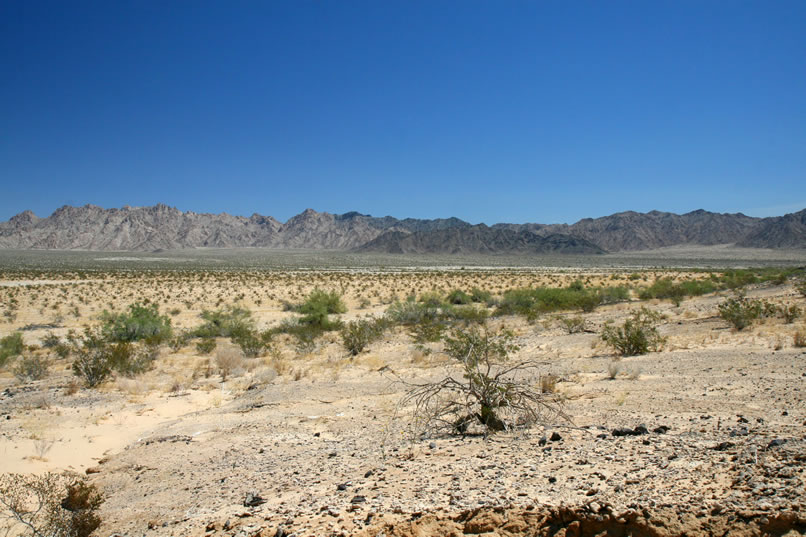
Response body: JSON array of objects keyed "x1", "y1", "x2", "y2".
[{"x1": 1, "y1": 249, "x2": 805, "y2": 536}]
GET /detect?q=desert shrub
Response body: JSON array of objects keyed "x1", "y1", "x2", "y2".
[
  {"x1": 796, "y1": 279, "x2": 806, "y2": 298},
  {"x1": 13, "y1": 354, "x2": 50, "y2": 382},
  {"x1": 779, "y1": 304, "x2": 800, "y2": 323},
  {"x1": 232, "y1": 329, "x2": 273, "y2": 358},
  {"x1": 446, "y1": 289, "x2": 472, "y2": 305},
  {"x1": 601, "y1": 307, "x2": 666, "y2": 356},
  {"x1": 401, "y1": 326, "x2": 564, "y2": 436},
  {"x1": 69, "y1": 329, "x2": 157, "y2": 386},
  {"x1": 418, "y1": 291, "x2": 446, "y2": 308},
  {"x1": 195, "y1": 337, "x2": 217, "y2": 355},
  {"x1": 169, "y1": 330, "x2": 192, "y2": 352},
  {"x1": 558, "y1": 316, "x2": 586, "y2": 334},
  {"x1": 0, "y1": 473, "x2": 103, "y2": 537},
  {"x1": 215, "y1": 347, "x2": 244, "y2": 380},
  {"x1": 274, "y1": 319, "x2": 325, "y2": 353},
  {"x1": 386, "y1": 299, "x2": 443, "y2": 326},
  {"x1": 794, "y1": 331, "x2": 806, "y2": 348},
  {"x1": 194, "y1": 305, "x2": 254, "y2": 338},
  {"x1": 718, "y1": 269, "x2": 760, "y2": 290},
  {"x1": 0, "y1": 332, "x2": 24, "y2": 368},
  {"x1": 718, "y1": 293, "x2": 762, "y2": 331},
  {"x1": 340, "y1": 317, "x2": 387, "y2": 356},
  {"x1": 595, "y1": 285, "x2": 631, "y2": 305},
  {"x1": 101, "y1": 302, "x2": 172, "y2": 344},
  {"x1": 409, "y1": 317, "x2": 449, "y2": 343},
  {"x1": 497, "y1": 286, "x2": 613, "y2": 319},
  {"x1": 297, "y1": 289, "x2": 346, "y2": 316},
  {"x1": 41, "y1": 332, "x2": 62, "y2": 349},
  {"x1": 469, "y1": 287, "x2": 493, "y2": 304},
  {"x1": 447, "y1": 305, "x2": 490, "y2": 325}
]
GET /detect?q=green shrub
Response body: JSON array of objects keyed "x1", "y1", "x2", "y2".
[
  {"x1": 101, "y1": 302, "x2": 172, "y2": 344},
  {"x1": 496, "y1": 285, "x2": 618, "y2": 319},
  {"x1": 195, "y1": 337, "x2": 217, "y2": 355},
  {"x1": 194, "y1": 305, "x2": 254, "y2": 338},
  {"x1": 469, "y1": 288, "x2": 493, "y2": 304},
  {"x1": 601, "y1": 307, "x2": 666, "y2": 356},
  {"x1": 70, "y1": 328, "x2": 157, "y2": 386},
  {"x1": 297, "y1": 289, "x2": 346, "y2": 315},
  {"x1": 340, "y1": 317, "x2": 387, "y2": 356},
  {"x1": 274, "y1": 319, "x2": 325, "y2": 354},
  {"x1": 386, "y1": 299, "x2": 442, "y2": 325},
  {"x1": 233, "y1": 329, "x2": 273, "y2": 358},
  {"x1": 639, "y1": 278, "x2": 716, "y2": 305},
  {"x1": 446, "y1": 289, "x2": 472, "y2": 305},
  {"x1": 447, "y1": 305, "x2": 490, "y2": 324},
  {"x1": 41, "y1": 332, "x2": 62, "y2": 349},
  {"x1": 409, "y1": 317, "x2": 448, "y2": 343},
  {"x1": 718, "y1": 294, "x2": 762, "y2": 331},
  {"x1": 558, "y1": 316, "x2": 586, "y2": 334},
  {"x1": 0, "y1": 332, "x2": 24, "y2": 367}
]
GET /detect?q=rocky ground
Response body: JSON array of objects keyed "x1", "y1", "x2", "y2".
[{"x1": 1, "y1": 271, "x2": 805, "y2": 536}]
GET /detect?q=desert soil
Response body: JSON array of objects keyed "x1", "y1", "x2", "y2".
[{"x1": 1, "y1": 267, "x2": 805, "y2": 536}]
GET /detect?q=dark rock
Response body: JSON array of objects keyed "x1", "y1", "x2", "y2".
[
  {"x1": 550, "y1": 432, "x2": 562, "y2": 442},
  {"x1": 767, "y1": 439, "x2": 786, "y2": 449},
  {"x1": 712, "y1": 442, "x2": 735, "y2": 451},
  {"x1": 652, "y1": 425, "x2": 670, "y2": 434},
  {"x1": 429, "y1": 442, "x2": 437, "y2": 449},
  {"x1": 351, "y1": 495, "x2": 367, "y2": 504},
  {"x1": 337, "y1": 483, "x2": 349, "y2": 491},
  {"x1": 243, "y1": 493, "x2": 266, "y2": 507},
  {"x1": 548, "y1": 476, "x2": 557, "y2": 484},
  {"x1": 538, "y1": 436, "x2": 547, "y2": 446}
]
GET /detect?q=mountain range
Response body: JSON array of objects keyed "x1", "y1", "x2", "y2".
[{"x1": 0, "y1": 204, "x2": 804, "y2": 253}]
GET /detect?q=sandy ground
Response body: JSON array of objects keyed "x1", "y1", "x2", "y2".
[{"x1": 1, "y1": 268, "x2": 805, "y2": 536}]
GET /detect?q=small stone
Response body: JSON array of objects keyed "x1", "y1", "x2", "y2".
[
  {"x1": 548, "y1": 476, "x2": 557, "y2": 484},
  {"x1": 429, "y1": 442, "x2": 437, "y2": 449},
  {"x1": 243, "y1": 493, "x2": 266, "y2": 507},
  {"x1": 767, "y1": 439, "x2": 786, "y2": 449},
  {"x1": 351, "y1": 495, "x2": 367, "y2": 504},
  {"x1": 550, "y1": 432, "x2": 562, "y2": 442},
  {"x1": 538, "y1": 436, "x2": 547, "y2": 446}
]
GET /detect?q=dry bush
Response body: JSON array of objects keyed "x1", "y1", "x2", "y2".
[
  {"x1": 795, "y1": 330, "x2": 806, "y2": 348},
  {"x1": 0, "y1": 473, "x2": 103, "y2": 537},
  {"x1": 607, "y1": 360, "x2": 622, "y2": 379},
  {"x1": 215, "y1": 347, "x2": 244, "y2": 380},
  {"x1": 399, "y1": 326, "x2": 565, "y2": 437}
]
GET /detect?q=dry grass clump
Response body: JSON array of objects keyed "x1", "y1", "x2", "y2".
[{"x1": 214, "y1": 347, "x2": 245, "y2": 381}]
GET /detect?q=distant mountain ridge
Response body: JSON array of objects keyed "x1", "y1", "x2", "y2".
[{"x1": 0, "y1": 204, "x2": 804, "y2": 253}]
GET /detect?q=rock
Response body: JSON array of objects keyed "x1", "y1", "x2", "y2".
[
  {"x1": 337, "y1": 483, "x2": 349, "y2": 491},
  {"x1": 767, "y1": 438, "x2": 786, "y2": 449},
  {"x1": 548, "y1": 476, "x2": 557, "y2": 483},
  {"x1": 633, "y1": 425, "x2": 648, "y2": 435},
  {"x1": 652, "y1": 425, "x2": 670, "y2": 434},
  {"x1": 712, "y1": 441, "x2": 735, "y2": 451},
  {"x1": 351, "y1": 495, "x2": 366, "y2": 504},
  {"x1": 429, "y1": 442, "x2": 436, "y2": 449},
  {"x1": 538, "y1": 435, "x2": 547, "y2": 446},
  {"x1": 243, "y1": 493, "x2": 266, "y2": 507},
  {"x1": 550, "y1": 432, "x2": 562, "y2": 442}
]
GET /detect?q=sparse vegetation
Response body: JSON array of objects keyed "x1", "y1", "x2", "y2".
[
  {"x1": 718, "y1": 293, "x2": 762, "y2": 331},
  {"x1": 0, "y1": 473, "x2": 103, "y2": 537},
  {"x1": 400, "y1": 326, "x2": 564, "y2": 436},
  {"x1": 101, "y1": 301, "x2": 172, "y2": 344},
  {"x1": 13, "y1": 354, "x2": 50, "y2": 382},
  {"x1": 340, "y1": 317, "x2": 387, "y2": 356},
  {"x1": 601, "y1": 307, "x2": 666, "y2": 356},
  {"x1": 0, "y1": 332, "x2": 24, "y2": 368}
]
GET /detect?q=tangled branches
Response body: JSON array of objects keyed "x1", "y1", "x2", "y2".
[{"x1": 399, "y1": 326, "x2": 566, "y2": 437}]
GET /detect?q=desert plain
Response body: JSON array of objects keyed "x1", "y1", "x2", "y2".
[{"x1": 1, "y1": 248, "x2": 805, "y2": 537}]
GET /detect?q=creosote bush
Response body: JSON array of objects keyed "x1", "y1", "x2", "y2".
[
  {"x1": 0, "y1": 473, "x2": 103, "y2": 537},
  {"x1": 0, "y1": 332, "x2": 24, "y2": 368},
  {"x1": 601, "y1": 307, "x2": 666, "y2": 356},
  {"x1": 340, "y1": 317, "x2": 388, "y2": 356},
  {"x1": 13, "y1": 354, "x2": 50, "y2": 382},
  {"x1": 400, "y1": 326, "x2": 564, "y2": 436},
  {"x1": 101, "y1": 301, "x2": 172, "y2": 344},
  {"x1": 718, "y1": 293, "x2": 762, "y2": 331}
]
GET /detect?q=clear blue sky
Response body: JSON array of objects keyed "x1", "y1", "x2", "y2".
[{"x1": 1, "y1": 1, "x2": 804, "y2": 225}]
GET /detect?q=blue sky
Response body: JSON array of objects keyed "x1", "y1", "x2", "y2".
[{"x1": 1, "y1": 1, "x2": 804, "y2": 225}]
